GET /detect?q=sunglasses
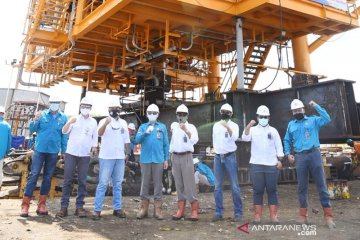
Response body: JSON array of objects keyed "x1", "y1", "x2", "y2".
[{"x1": 258, "y1": 116, "x2": 269, "y2": 119}]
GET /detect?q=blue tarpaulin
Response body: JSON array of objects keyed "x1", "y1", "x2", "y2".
[{"x1": 11, "y1": 135, "x2": 25, "y2": 149}]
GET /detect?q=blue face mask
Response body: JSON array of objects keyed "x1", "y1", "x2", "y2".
[
  {"x1": 147, "y1": 113, "x2": 158, "y2": 122},
  {"x1": 50, "y1": 103, "x2": 60, "y2": 112},
  {"x1": 258, "y1": 118, "x2": 269, "y2": 127}
]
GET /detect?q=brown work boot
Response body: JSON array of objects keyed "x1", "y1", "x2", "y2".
[
  {"x1": 323, "y1": 207, "x2": 336, "y2": 229},
  {"x1": 154, "y1": 200, "x2": 164, "y2": 220},
  {"x1": 172, "y1": 200, "x2": 186, "y2": 220},
  {"x1": 253, "y1": 205, "x2": 263, "y2": 224},
  {"x1": 36, "y1": 195, "x2": 48, "y2": 215},
  {"x1": 92, "y1": 211, "x2": 101, "y2": 221},
  {"x1": 136, "y1": 199, "x2": 149, "y2": 219},
  {"x1": 269, "y1": 205, "x2": 279, "y2": 224},
  {"x1": 20, "y1": 196, "x2": 31, "y2": 217},
  {"x1": 189, "y1": 200, "x2": 199, "y2": 221},
  {"x1": 75, "y1": 208, "x2": 87, "y2": 218},
  {"x1": 55, "y1": 208, "x2": 68, "y2": 218},
  {"x1": 298, "y1": 208, "x2": 308, "y2": 224}
]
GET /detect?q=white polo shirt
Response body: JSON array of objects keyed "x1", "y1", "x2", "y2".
[
  {"x1": 169, "y1": 122, "x2": 199, "y2": 153},
  {"x1": 212, "y1": 120, "x2": 239, "y2": 154},
  {"x1": 98, "y1": 117, "x2": 130, "y2": 159},
  {"x1": 241, "y1": 124, "x2": 284, "y2": 165},
  {"x1": 63, "y1": 115, "x2": 98, "y2": 157}
]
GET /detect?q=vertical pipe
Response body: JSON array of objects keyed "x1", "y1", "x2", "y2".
[
  {"x1": 236, "y1": 17, "x2": 245, "y2": 90},
  {"x1": 292, "y1": 35, "x2": 311, "y2": 73},
  {"x1": 208, "y1": 56, "x2": 220, "y2": 93}
]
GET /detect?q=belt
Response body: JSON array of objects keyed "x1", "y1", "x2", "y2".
[
  {"x1": 172, "y1": 151, "x2": 192, "y2": 155},
  {"x1": 216, "y1": 151, "x2": 236, "y2": 158},
  {"x1": 295, "y1": 147, "x2": 319, "y2": 155}
]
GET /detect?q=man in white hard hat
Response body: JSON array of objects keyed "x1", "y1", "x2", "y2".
[
  {"x1": 170, "y1": 104, "x2": 199, "y2": 221},
  {"x1": 284, "y1": 99, "x2": 335, "y2": 228},
  {"x1": 242, "y1": 105, "x2": 284, "y2": 224},
  {"x1": 135, "y1": 104, "x2": 169, "y2": 220},
  {"x1": 212, "y1": 103, "x2": 243, "y2": 222},
  {"x1": 20, "y1": 96, "x2": 68, "y2": 217},
  {"x1": 92, "y1": 99, "x2": 130, "y2": 220},
  {"x1": 0, "y1": 106, "x2": 11, "y2": 195},
  {"x1": 56, "y1": 96, "x2": 98, "y2": 218}
]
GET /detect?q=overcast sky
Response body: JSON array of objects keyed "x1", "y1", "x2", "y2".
[{"x1": 0, "y1": 0, "x2": 359, "y2": 115}]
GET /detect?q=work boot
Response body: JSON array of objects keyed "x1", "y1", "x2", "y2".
[
  {"x1": 323, "y1": 207, "x2": 336, "y2": 229},
  {"x1": 92, "y1": 211, "x2": 101, "y2": 221},
  {"x1": 269, "y1": 205, "x2": 279, "y2": 224},
  {"x1": 253, "y1": 205, "x2": 263, "y2": 224},
  {"x1": 298, "y1": 208, "x2": 308, "y2": 224},
  {"x1": 75, "y1": 208, "x2": 87, "y2": 218},
  {"x1": 154, "y1": 200, "x2": 164, "y2": 220},
  {"x1": 136, "y1": 199, "x2": 149, "y2": 219},
  {"x1": 20, "y1": 196, "x2": 31, "y2": 217},
  {"x1": 113, "y1": 209, "x2": 127, "y2": 218},
  {"x1": 55, "y1": 208, "x2": 68, "y2": 218},
  {"x1": 172, "y1": 200, "x2": 186, "y2": 220},
  {"x1": 36, "y1": 195, "x2": 48, "y2": 215},
  {"x1": 189, "y1": 200, "x2": 199, "y2": 221}
]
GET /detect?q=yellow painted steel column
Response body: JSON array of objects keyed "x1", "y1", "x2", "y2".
[
  {"x1": 208, "y1": 56, "x2": 221, "y2": 93},
  {"x1": 75, "y1": 0, "x2": 86, "y2": 25},
  {"x1": 292, "y1": 36, "x2": 311, "y2": 73}
]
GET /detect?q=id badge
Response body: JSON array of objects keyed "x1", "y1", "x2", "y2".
[
  {"x1": 305, "y1": 130, "x2": 310, "y2": 140},
  {"x1": 157, "y1": 129, "x2": 161, "y2": 139},
  {"x1": 183, "y1": 135, "x2": 187, "y2": 143},
  {"x1": 225, "y1": 132, "x2": 229, "y2": 138},
  {"x1": 121, "y1": 127, "x2": 125, "y2": 134}
]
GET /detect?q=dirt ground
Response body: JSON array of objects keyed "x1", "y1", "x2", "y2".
[{"x1": 1, "y1": 180, "x2": 360, "y2": 240}]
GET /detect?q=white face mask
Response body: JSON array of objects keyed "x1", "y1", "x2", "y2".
[
  {"x1": 258, "y1": 118, "x2": 269, "y2": 127},
  {"x1": 50, "y1": 103, "x2": 60, "y2": 112},
  {"x1": 147, "y1": 113, "x2": 158, "y2": 122},
  {"x1": 80, "y1": 108, "x2": 91, "y2": 116}
]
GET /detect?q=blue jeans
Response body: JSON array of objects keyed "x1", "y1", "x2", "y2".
[
  {"x1": 250, "y1": 164, "x2": 279, "y2": 205},
  {"x1": 94, "y1": 159, "x2": 125, "y2": 212},
  {"x1": 295, "y1": 149, "x2": 331, "y2": 208},
  {"x1": 24, "y1": 151, "x2": 58, "y2": 197},
  {"x1": 60, "y1": 154, "x2": 90, "y2": 209},
  {"x1": 214, "y1": 152, "x2": 243, "y2": 217}
]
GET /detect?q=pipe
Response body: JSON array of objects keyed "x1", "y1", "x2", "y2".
[
  {"x1": 16, "y1": 43, "x2": 40, "y2": 87},
  {"x1": 125, "y1": 35, "x2": 137, "y2": 53},
  {"x1": 236, "y1": 17, "x2": 245, "y2": 90},
  {"x1": 131, "y1": 25, "x2": 146, "y2": 51},
  {"x1": 180, "y1": 32, "x2": 193, "y2": 51}
]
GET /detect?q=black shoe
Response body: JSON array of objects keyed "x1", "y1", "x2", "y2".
[
  {"x1": 113, "y1": 209, "x2": 127, "y2": 218},
  {"x1": 92, "y1": 211, "x2": 101, "y2": 220},
  {"x1": 212, "y1": 215, "x2": 223, "y2": 222}
]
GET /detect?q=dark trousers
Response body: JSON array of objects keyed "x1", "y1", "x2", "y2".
[{"x1": 60, "y1": 153, "x2": 90, "y2": 209}]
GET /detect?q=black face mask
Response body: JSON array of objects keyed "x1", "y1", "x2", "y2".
[
  {"x1": 109, "y1": 110, "x2": 120, "y2": 118},
  {"x1": 294, "y1": 113, "x2": 304, "y2": 120},
  {"x1": 220, "y1": 113, "x2": 231, "y2": 120}
]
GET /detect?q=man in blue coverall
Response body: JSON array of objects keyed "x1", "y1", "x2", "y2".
[
  {"x1": 135, "y1": 104, "x2": 169, "y2": 220},
  {"x1": 284, "y1": 99, "x2": 335, "y2": 228},
  {"x1": 0, "y1": 106, "x2": 12, "y2": 194},
  {"x1": 20, "y1": 97, "x2": 67, "y2": 217}
]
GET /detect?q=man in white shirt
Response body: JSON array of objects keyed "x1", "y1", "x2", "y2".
[
  {"x1": 93, "y1": 100, "x2": 130, "y2": 220},
  {"x1": 170, "y1": 104, "x2": 199, "y2": 221},
  {"x1": 56, "y1": 97, "x2": 98, "y2": 218},
  {"x1": 242, "y1": 105, "x2": 284, "y2": 224},
  {"x1": 212, "y1": 103, "x2": 243, "y2": 222}
]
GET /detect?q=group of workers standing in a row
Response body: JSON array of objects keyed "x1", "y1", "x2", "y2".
[{"x1": 0, "y1": 95, "x2": 335, "y2": 228}]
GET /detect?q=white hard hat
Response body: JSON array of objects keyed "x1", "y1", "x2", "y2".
[
  {"x1": 147, "y1": 104, "x2": 159, "y2": 113},
  {"x1": 193, "y1": 158, "x2": 200, "y2": 165},
  {"x1": 176, "y1": 104, "x2": 188, "y2": 114},
  {"x1": 128, "y1": 123, "x2": 136, "y2": 130},
  {"x1": 291, "y1": 99, "x2": 304, "y2": 110},
  {"x1": 80, "y1": 97, "x2": 93, "y2": 106},
  {"x1": 256, "y1": 105, "x2": 270, "y2": 116},
  {"x1": 48, "y1": 95, "x2": 62, "y2": 103},
  {"x1": 0, "y1": 106, "x2": 5, "y2": 113},
  {"x1": 220, "y1": 103, "x2": 233, "y2": 113},
  {"x1": 108, "y1": 99, "x2": 122, "y2": 108}
]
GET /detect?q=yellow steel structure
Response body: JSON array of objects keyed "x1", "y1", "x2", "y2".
[{"x1": 21, "y1": 0, "x2": 359, "y2": 99}]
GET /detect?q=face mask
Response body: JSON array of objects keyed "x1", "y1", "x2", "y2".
[
  {"x1": 80, "y1": 108, "x2": 90, "y2": 116},
  {"x1": 258, "y1": 118, "x2": 269, "y2": 127},
  {"x1": 294, "y1": 113, "x2": 304, "y2": 120},
  {"x1": 147, "y1": 113, "x2": 158, "y2": 122},
  {"x1": 50, "y1": 103, "x2": 60, "y2": 112},
  {"x1": 177, "y1": 115, "x2": 188, "y2": 123},
  {"x1": 109, "y1": 110, "x2": 120, "y2": 119},
  {"x1": 220, "y1": 113, "x2": 231, "y2": 121}
]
